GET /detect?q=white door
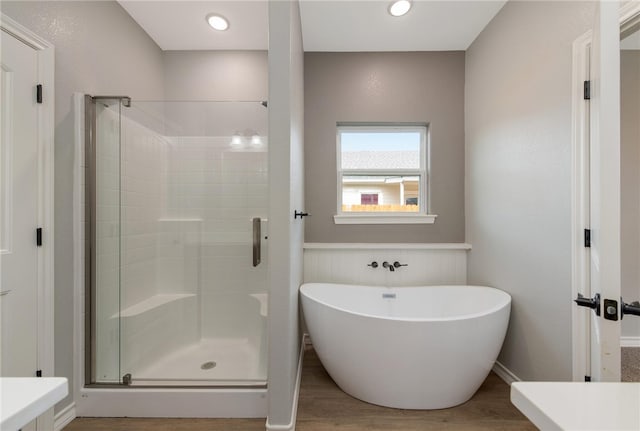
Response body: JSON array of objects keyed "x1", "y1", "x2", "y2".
[
  {"x1": 588, "y1": 0, "x2": 622, "y2": 382},
  {"x1": 620, "y1": 9, "x2": 640, "y2": 374},
  {"x1": 1, "y1": 26, "x2": 41, "y2": 431}
]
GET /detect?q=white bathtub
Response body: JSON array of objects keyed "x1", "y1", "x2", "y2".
[{"x1": 300, "y1": 283, "x2": 511, "y2": 409}]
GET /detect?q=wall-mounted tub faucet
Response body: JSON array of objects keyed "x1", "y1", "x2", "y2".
[{"x1": 381, "y1": 261, "x2": 408, "y2": 271}]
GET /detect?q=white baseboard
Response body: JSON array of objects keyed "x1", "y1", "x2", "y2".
[
  {"x1": 265, "y1": 335, "x2": 306, "y2": 431},
  {"x1": 492, "y1": 361, "x2": 520, "y2": 386},
  {"x1": 621, "y1": 336, "x2": 640, "y2": 347},
  {"x1": 54, "y1": 402, "x2": 76, "y2": 431}
]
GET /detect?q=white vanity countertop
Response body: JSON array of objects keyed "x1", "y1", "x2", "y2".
[
  {"x1": 0, "y1": 377, "x2": 68, "y2": 431},
  {"x1": 511, "y1": 381, "x2": 640, "y2": 431}
]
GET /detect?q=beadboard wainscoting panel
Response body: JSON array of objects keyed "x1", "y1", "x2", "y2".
[{"x1": 303, "y1": 244, "x2": 469, "y2": 287}]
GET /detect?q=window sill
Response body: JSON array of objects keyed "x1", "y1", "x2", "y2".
[{"x1": 333, "y1": 214, "x2": 437, "y2": 225}]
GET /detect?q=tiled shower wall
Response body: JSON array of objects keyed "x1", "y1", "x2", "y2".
[
  {"x1": 163, "y1": 137, "x2": 268, "y2": 342},
  {"x1": 119, "y1": 113, "x2": 201, "y2": 376},
  {"x1": 120, "y1": 113, "x2": 168, "y2": 308}
]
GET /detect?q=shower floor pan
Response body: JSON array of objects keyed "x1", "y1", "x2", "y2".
[{"x1": 129, "y1": 338, "x2": 266, "y2": 387}]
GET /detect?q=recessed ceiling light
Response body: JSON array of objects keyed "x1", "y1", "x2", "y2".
[
  {"x1": 388, "y1": 0, "x2": 412, "y2": 17},
  {"x1": 207, "y1": 14, "x2": 229, "y2": 31}
]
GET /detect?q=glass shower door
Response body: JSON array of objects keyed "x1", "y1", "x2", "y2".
[{"x1": 87, "y1": 101, "x2": 268, "y2": 386}]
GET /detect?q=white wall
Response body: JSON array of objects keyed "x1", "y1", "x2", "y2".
[
  {"x1": 465, "y1": 1, "x2": 595, "y2": 381},
  {"x1": 1, "y1": 0, "x2": 165, "y2": 412},
  {"x1": 267, "y1": 0, "x2": 304, "y2": 428}
]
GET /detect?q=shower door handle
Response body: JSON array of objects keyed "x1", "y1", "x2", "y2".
[{"x1": 252, "y1": 217, "x2": 261, "y2": 267}]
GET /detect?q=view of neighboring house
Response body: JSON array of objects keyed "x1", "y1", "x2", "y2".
[{"x1": 341, "y1": 150, "x2": 420, "y2": 212}]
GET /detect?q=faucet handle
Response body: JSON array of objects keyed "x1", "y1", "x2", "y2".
[
  {"x1": 393, "y1": 261, "x2": 408, "y2": 268},
  {"x1": 367, "y1": 261, "x2": 378, "y2": 268}
]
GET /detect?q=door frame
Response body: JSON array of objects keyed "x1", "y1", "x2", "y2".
[
  {"x1": 1, "y1": 9, "x2": 55, "y2": 412},
  {"x1": 571, "y1": 1, "x2": 640, "y2": 382}
]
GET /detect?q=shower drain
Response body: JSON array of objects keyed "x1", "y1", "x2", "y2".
[{"x1": 201, "y1": 361, "x2": 217, "y2": 370}]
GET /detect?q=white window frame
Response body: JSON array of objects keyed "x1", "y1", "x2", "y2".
[{"x1": 334, "y1": 123, "x2": 437, "y2": 225}]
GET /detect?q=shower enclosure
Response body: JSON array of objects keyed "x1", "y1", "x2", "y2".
[{"x1": 85, "y1": 96, "x2": 268, "y2": 387}]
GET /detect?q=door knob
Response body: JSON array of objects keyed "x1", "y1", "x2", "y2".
[
  {"x1": 621, "y1": 300, "x2": 640, "y2": 318},
  {"x1": 574, "y1": 293, "x2": 601, "y2": 316}
]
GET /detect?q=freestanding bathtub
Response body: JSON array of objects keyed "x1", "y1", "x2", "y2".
[{"x1": 300, "y1": 283, "x2": 511, "y2": 410}]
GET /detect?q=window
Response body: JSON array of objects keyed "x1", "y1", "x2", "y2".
[
  {"x1": 360, "y1": 193, "x2": 379, "y2": 205},
  {"x1": 335, "y1": 124, "x2": 436, "y2": 224}
]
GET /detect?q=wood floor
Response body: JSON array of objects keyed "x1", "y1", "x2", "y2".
[
  {"x1": 65, "y1": 346, "x2": 535, "y2": 431},
  {"x1": 622, "y1": 347, "x2": 640, "y2": 382}
]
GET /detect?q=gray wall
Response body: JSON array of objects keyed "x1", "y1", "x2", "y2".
[
  {"x1": 163, "y1": 50, "x2": 268, "y2": 101},
  {"x1": 267, "y1": 0, "x2": 304, "y2": 428},
  {"x1": 465, "y1": 1, "x2": 595, "y2": 381},
  {"x1": 1, "y1": 0, "x2": 165, "y2": 413},
  {"x1": 161, "y1": 50, "x2": 268, "y2": 138},
  {"x1": 304, "y1": 52, "x2": 465, "y2": 243},
  {"x1": 621, "y1": 49, "x2": 640, "y2": 338}
]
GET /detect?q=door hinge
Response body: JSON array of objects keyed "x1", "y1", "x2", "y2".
[
  {"x1": 585, "y1": 375, "x2": 591, "y2": 382},
  {"x1": 36, "y1": 227, "x2": 42, "y2": 247},
  {"x1": 584, "y1": 229, "x2": 591, "y2": 248},
  {"x1": 583, "y1": 80, "x2": 591, "y2": 100},
  {"x1": 36, "y1": 84, "x2": 43, "y2": 104},
  {"x1": 36, "y1": 370, "x2": 42, "y2": 377}
]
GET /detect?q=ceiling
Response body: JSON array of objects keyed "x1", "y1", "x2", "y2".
[
  {"x1": 118, "y1": 0, "x2": 506, "y2": 52},
  {"x1": 118, "y1": 1, "x2": 269, "y2": 50},
  {"x1": 300, "y1": 1, "x2": 506, "y2": 52}
]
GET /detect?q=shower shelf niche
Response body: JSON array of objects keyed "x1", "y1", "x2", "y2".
[{"x1": 112, "y1": 293, "x2": 196, "y2": 319}]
